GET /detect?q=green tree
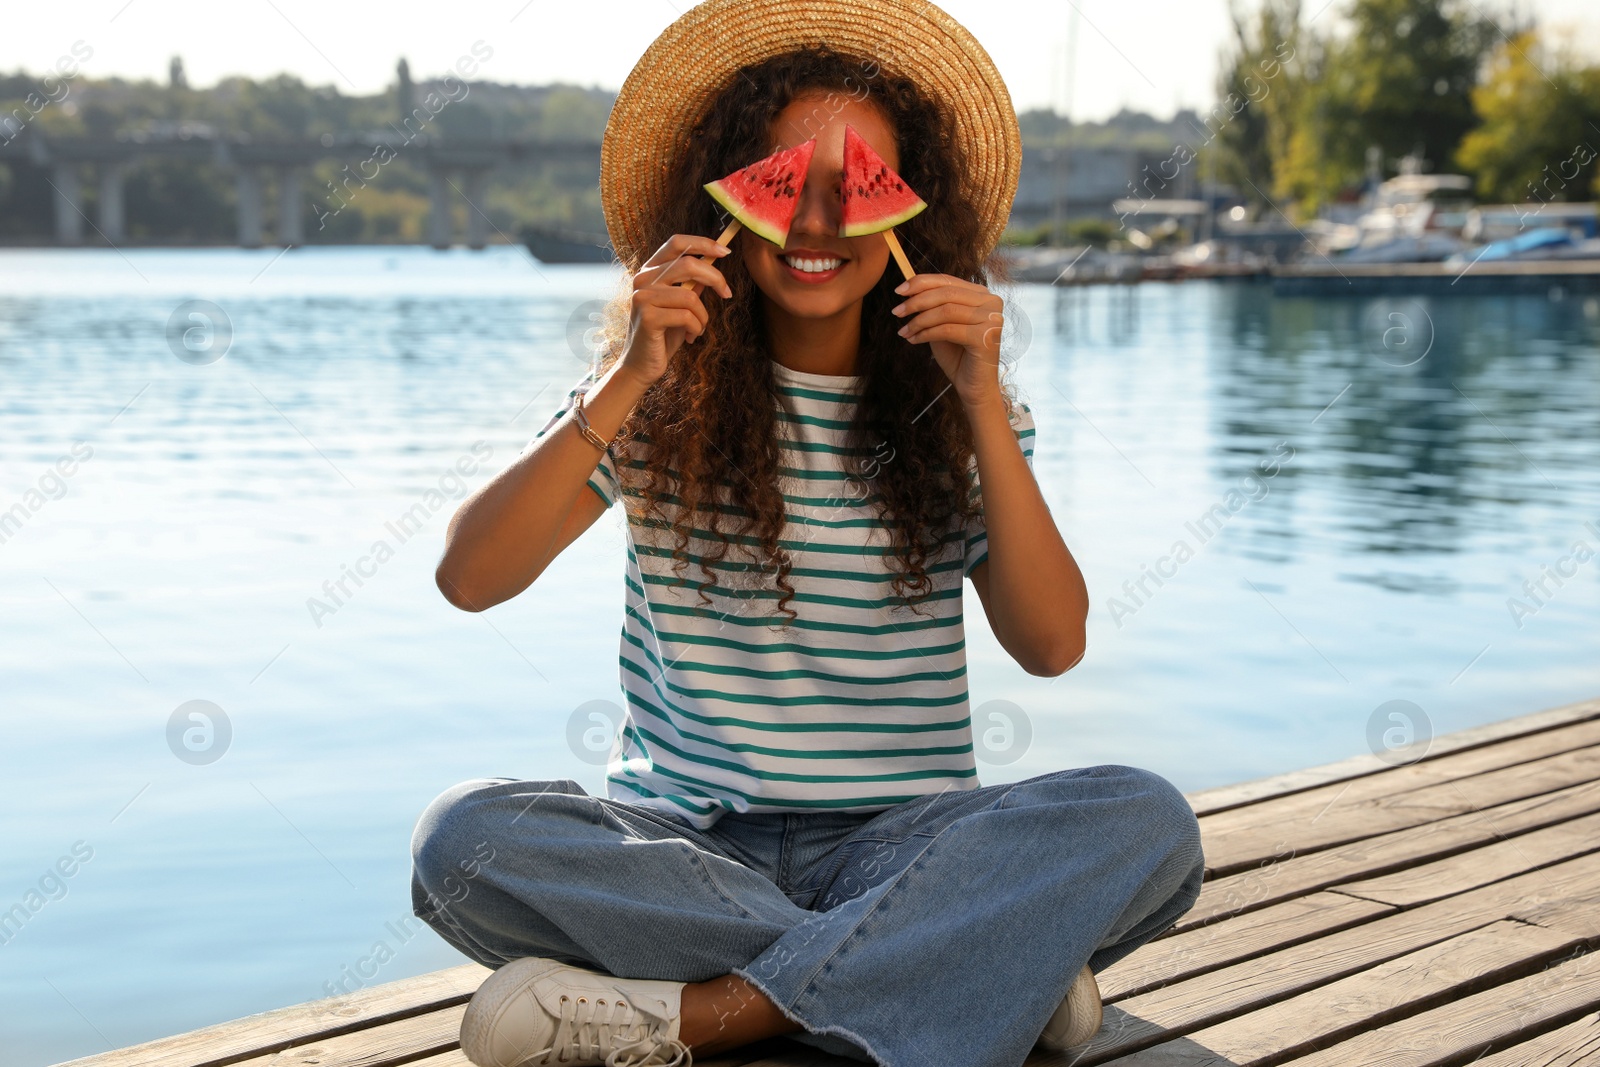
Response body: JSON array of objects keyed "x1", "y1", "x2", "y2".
[
  {"x1": 1455, "y1": 31, "x2": 1600, "y2": 202},
  {"x1": 1209, "y1": 0, "x2": 1306, "y2": 205},
  {"x1": 1277, "y1": 0, "x2": 1501, "y2": 211},
  {"x1": 538, "y1": 87, "x2": 613, "y2": 140}
]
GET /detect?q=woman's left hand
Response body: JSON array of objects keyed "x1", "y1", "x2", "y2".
[{"x1": 890, "y1": 273, "x2": 1005, "y2": 405}]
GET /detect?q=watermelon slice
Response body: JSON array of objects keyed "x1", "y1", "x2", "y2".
[
  {"x1": 703, "y1": 138, "x2": 817, "y2": 247},
  {"x1": 839, "y1": 124, "x2": 927, "y2": 238}
]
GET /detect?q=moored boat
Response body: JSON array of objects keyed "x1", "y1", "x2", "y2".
[{"x1": 521, "y1": 224, "x2": 615, "y2": 264}]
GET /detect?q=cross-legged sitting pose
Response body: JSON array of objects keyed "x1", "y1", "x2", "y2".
[{"x1": 415, "y1": 4, "x2": 1204, "y2": 1065}]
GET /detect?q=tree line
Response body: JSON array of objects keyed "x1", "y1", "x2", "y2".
[
  {"x1": 1211, "y1": 0, "x2": 1600, "y2": 214},
  {"x1": 4, "y1": 2, "x2": 1595, "y2": 243}
]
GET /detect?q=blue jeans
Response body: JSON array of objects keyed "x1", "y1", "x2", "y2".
[{"x1": 410, "y1": 765, "x2": 1204, "y2": 1067}]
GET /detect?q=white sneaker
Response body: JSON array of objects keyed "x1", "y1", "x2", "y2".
[
  {"x1": 1034, "y1": 965, "x2": 1102, "y2": 1051},
  {"x1": 459, "y1": 957, "x2": 692, "y2": 1067}
]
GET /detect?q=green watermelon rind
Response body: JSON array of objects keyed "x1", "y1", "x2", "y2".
[
  {"x1": 702, "y1": 139, "x2": 817, "y2": 248},
  {"x1": 837, "y1": 124, "x2": 927, "y2": 238},
  {"x1": 839, "y1": 198, "x2": 927, "y2": 238},
  {"x1": 703, "y1": 178, "x2": 791, "y2": 246}
]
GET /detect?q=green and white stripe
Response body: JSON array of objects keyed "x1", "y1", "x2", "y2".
[{"x1": 533, "y1": 361, "x2": 1036, "y2": 828}]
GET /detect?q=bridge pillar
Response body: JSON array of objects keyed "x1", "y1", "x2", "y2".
[
  {"x1": 237, "y1": 167, "x2": 264, "y2": 248},
  {"x1": 427, "y1": 167, "x2": 453, "y2": 249},
  {"x1": 53, "y1": 164, "x2": 84, "y2": 245},
  {"x1": 463, "y1": 168, "x2": 491, "y2": 250},
  {"x1": 98, "y1": 163, "x2": 128, "y2": 243},
  {"x1": 277, "y1": 167, "x2": 304, "y2": 245}
]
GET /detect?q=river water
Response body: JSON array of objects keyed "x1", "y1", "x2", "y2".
[{"x1": 2, "y1": 246, "x2": 1597, "y2": 1063}]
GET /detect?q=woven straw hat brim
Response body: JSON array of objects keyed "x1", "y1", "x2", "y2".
[{"x1": 600, "y1": 0, "x2": 1022, "y2": 272}]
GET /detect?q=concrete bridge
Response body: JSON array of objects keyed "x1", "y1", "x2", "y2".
[
  {"x1": 0, "y1": 126, "x2": 601, "y2": 249},
  {"x1": 2, "y1": 123, "x2": 1198, "y2": 249}
]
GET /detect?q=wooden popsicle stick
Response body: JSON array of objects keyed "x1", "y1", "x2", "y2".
[
  {"x1": 677, "y1": 218, "x2": 743, "y2": 290},
  {"x1": 883, "y1": 228, "x2": 915, "y2": 281}
]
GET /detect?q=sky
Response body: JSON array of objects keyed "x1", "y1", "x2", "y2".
[{"x1": 9, "y1": 0, "x2": 1600, "y2": 123}]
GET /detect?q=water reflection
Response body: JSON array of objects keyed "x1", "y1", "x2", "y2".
[{"x1": 1043, "y1": 282, "x2": 1597, "y2": 576}]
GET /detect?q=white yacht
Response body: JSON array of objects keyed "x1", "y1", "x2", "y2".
[{"x1": 1327, "y1": 172, "x2": 1474, "y2": 263}]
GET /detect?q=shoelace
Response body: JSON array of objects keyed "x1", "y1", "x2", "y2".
[
  {"x1": 606, "y1": 985, "x2": 692, "y2": 1067},
  {"x1": 532, "y1": 985, "x2": 692, "y2": 1067}
]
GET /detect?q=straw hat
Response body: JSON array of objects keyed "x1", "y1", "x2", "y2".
[{"x1": 599, "y1": 0, "x2": 1023, "y2": 272}]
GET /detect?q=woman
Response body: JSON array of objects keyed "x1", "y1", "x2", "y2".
[{"x1": 414, "y1": 4, "x2": 1203, "y2": 1066}]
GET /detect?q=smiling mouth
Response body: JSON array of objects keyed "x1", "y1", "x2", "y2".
[{"x1": 780, "y1": 253, "x2": 846, "y2": 282}]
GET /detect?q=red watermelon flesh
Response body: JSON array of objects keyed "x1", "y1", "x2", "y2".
[
  {"x1": 703, "y1": 138, "x2": 818, "y2": 247},
  {"x1": 839, "y1": 124, "x2": 926, "y2": 238}
]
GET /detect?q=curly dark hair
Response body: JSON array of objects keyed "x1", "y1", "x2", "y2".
[{"x1": 590, "y1": 44, "x2": 1021, "y2": 625}]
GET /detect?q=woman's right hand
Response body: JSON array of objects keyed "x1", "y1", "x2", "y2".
[{"x1": 617, "y1": 234, "x2": 734, "y2": 387}]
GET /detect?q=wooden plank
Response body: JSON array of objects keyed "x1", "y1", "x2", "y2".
[
  {"x1": 401, "y1": 1054, "x2": 471, "y2": 1067},
  {"x1": 1201, "y1": 740, "x2": 1600, "y2": 876},
  {"x1": 1170, "y1": 779, "x2": 1600, "y2": 933},
  {"x1": 1071, "y1": 849, "x2": 1600, "y2": 1064},
  {"x1": 1337, "y1": 810, "x2": 1600, "y2": 907},
  {"x1": 1098, "y1": 921, "x2": 1575, "y2": 1066},
  {"x1": 1186, "y1": 698, "x2": 1600, "y2": 817},
  {"x1": 1202, "y1": 717, "x2": 1600, "y2": 838},
  {"x1": 1511, "y1": 891, "x2": 1600, "y2": 940},
  {"x1": 404, "y1": 1039, "x2": 790, "y2": 1067},
  {"x1": 1280, "y1": 948, "x2": 1600, "y2": 1067},
  {"x1": 739, "y1": 1049, "x2": 864, "y2": 1067},
  {"x1": 228, "y1": 1006, "x2": 462, "y2": 1067},
  {"x1": 693, "y1": 1038, "x2": 826, "y2": 1067},
  {"x1": 1466, "y1": 1012, "x2": 1600, "y2": 1067},
  {"x1": 228, "y1": 1008, "x2": 803, "y2": 1067},
  {"x1": 54, "y1": 964, "x2": 489, "y2": 1067},
  {"x1": 1100, "y1": 893, "x2": 1395, "y2": 1002}
]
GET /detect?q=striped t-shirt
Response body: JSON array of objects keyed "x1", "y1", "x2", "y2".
[{"x1": 532, "y1": 359, "x2": 1036, "y2": 829}]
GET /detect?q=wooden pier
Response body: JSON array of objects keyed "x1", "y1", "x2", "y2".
[
  {"x1": 1271, "y1": 258, "x2": 1600, "y2": 296},
  {"x1": 60, "y1": 696, "x2": 1600, "y2": 1067}
]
